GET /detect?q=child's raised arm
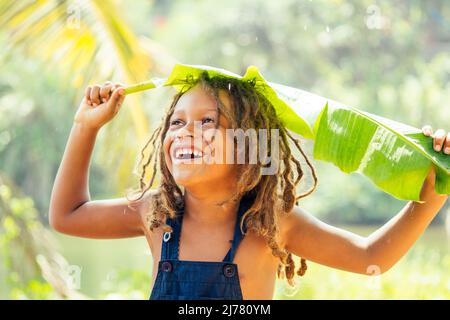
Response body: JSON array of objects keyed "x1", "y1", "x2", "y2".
[
  {"x1": 280, "y1": 127, "x2": 449, "y2": 275},
  {"x1": 49, "y1": 82, "x2": 147, "y2": 239}
]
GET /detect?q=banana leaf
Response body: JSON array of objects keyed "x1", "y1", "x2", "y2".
[{"x1": 124, "y1": 63, "x2": 450, "y2": 201}]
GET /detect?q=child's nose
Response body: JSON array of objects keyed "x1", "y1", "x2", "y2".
[
  {"x1": 176, "y1": 121, "x2": 202, "y2": 138},
  {"x1": 176, "y1": 121, "x2": 196, "y2": 139}
]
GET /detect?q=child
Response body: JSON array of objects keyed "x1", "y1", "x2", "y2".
[{"x1": 49, "y1": 73, "x2": 449, "y2": 300}]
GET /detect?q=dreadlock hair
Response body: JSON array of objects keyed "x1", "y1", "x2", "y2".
[{"x1": 126, "y1": 71, "x2": 318, "y2": 287}]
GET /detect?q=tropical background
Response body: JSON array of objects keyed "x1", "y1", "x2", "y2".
[{"x1": 1, "y1": 0, "x2": 449, "y2": 299}]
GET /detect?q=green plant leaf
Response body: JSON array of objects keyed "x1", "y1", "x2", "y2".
[{"x1": 123, "y1": 63, "x2": 450, "y2": 201}]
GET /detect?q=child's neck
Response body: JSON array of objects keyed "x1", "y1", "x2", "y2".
[{"x1": 183, "y1": 180, "x2": 240, "y2": 227}]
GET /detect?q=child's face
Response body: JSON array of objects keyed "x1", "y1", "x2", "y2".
[{"x1": 163, "y1": 84, "x2": 238, "y2": 188}]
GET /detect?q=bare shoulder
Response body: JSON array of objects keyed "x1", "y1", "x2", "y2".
[
  {"x1": 278, "y1": 205, "x2": 311, "y2": 232},
  {"x1": 135, "y1": 188, "x2": 163, "y2": 225}
]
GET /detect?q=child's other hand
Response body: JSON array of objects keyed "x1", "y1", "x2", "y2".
[
  {"x1": 422, "y1": 125, "x2": 450, "y2": 154},
  {"x1": 419, "y1": 125, "x2": 449, "y2": 201},
  {"x1": 74, "y1": 82, "x2": 126, "y2": 130}
]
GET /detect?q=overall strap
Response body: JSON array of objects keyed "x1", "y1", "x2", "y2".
[
  {"x1": 161, "y1": 211, "x2": 183, "y2": 260},
  {"x1": 222, "y1": 195, "x2": 253, "y2": 263},
  {"x1": 160, "y1": 195, "x2": 254, "y2": 262}
]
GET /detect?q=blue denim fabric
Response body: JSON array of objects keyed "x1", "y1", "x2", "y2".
[{"x1": 149, "y1": 195, "x2": 254, "y2": 300}]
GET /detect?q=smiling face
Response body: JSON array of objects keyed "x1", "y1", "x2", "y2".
[{"x1": 162, "y1": 84, "x2": 238, "y2": 188}]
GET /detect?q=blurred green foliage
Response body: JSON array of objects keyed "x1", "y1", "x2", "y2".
[
  {"x1": 0, "y1": 175, "x2": 86, "y2": 299},
  {"x1": 276, "y1": 237, "x2": 450, "y2": 299},
  {"x1": 0, "y1": 46, "x2": 115, "y2": 216}
]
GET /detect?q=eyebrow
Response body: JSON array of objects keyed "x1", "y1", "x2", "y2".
[{"x1": 171, "y1": 108, "x2": 218, "y2": 116}]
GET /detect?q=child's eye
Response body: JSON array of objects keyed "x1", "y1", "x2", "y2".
[
  {"x1": 170, "y1": 119, "x2": 183, "y2": 126},
  {"x1": 202, "y1": 117, "x2": 215, "y2": 125}
]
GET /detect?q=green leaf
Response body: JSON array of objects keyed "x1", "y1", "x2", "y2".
[
  {"x1": 313, "y1": 103, "x2": 446, "y2": 200},
  {"x1": 123, "y1": 63, "x2": 450, "y2": 201}
]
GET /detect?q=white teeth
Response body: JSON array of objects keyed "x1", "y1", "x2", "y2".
[{"x1": 173, "y1": 147, "x2": 203, "y2": 159}]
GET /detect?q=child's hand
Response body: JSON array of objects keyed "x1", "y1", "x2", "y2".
[
  {"x1": 419, "y1": 125, "x2": 449, "y2": 201},
  {"x1": 74, "y1": 82, "x2": 126, "y2": 130},
  {"x1": 422, "y1": 125, "x2": 450, "y2": 154}
]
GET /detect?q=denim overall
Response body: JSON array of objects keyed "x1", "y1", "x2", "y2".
[{"x1": 149, "y1": 195, "x2": 254, "y2": 300}]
